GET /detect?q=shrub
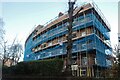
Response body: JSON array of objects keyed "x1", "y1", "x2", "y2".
[{"x1": 3, "y1": 58, "x2": 64, "y2": 76}]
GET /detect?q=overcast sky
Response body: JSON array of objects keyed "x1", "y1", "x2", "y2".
[{"x1": 0, "y1": 0, "x2": 119, "y2": 61}]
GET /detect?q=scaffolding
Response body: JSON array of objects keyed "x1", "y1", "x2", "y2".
[{"x1": 24, "y1": 2, "x2": 112, "y2": 77}]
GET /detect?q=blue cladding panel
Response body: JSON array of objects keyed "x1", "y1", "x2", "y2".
[
  {"x1": 31, "y1": 13, "x2": 110, "y2": 49},
  {"x1": 24, "y1": 11, "x2": 111, "y2": 67},
  {"x1": 93, "y1": 14, "x2": 110, "y2": 40},
  {"x1": 24, "y1": 34, "x2": 34, "y2": 61},
  {"x1": 96, "y1": 51, "x2": 106, "y2": 67},
  {"x1": 24, "y1": 34, "x2": 111, "y2": 63},
  {"x1": 96, "y1": 50, "x2": 106, "y2": 67}
]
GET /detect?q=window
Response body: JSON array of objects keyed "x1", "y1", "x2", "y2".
[
  {"x1": 41, "y1": 44, "x2": 46, "y2": 48},
  {"x1": 48, "y1": 42, "x2": 52, "y2": 46},
  {"x1": 118, "y1": 37, "x2": 120, "y2": 42},
  {"x1": 72, "y1": 33, "x2": 77, "y2": 38},
  {"x1": 42, "y1": 34, "x2": 46, "y2": 38},
  {"x1": 37, "y1": 55, "x2": 40, "y2": 59},
  {"x1": 33, "y1": 30, "x2": 38, "y2": 35},
  {"x1": 65, "y1": 22, "x2": 69, "y2": 26},
  {"x1": 82, "y1": 57, "x2": 87, "y2": 65},
  {"x1": 81, "y1": 43, "x2": 86, "y2": 49},
  {"x1": 106, "y1": 59, "x2": 112, "y2": 66},
  {"x1": 79, "y1": 18, "x2": 84, "y2": 23},
  {"x1": 81, "y1": 69, "x2": 86, "y2": 76},
  {"x1": 119, "y1": 49, "x2": 120, "y2": 53},
  {"x1": 84, "y1": 17, "x2": 88, "y2": 22},
  {"x1": 33, "y1": 36, "x2": 37, "y2": 41},
  {"x1": 87, "y1": 40, "x2": 92, "y2": 44},
  {"x1": 58, "y1": 37, "x2": 63, "y2": 43},
  {"x1": 38, "y1": 47, "x2": 41, "y2": 50},
  {"x1": 59, "y1": 42, "x2": 63, "y2": 46},
  {"x1": 32, "y1": 48, "x2": 35, "y2": 52},
  {"x1": 118, "y1": 37, "x2": 120, "y2": 39},
  {"x1": 82, "y1": 31, "x2": 86, "y2": 36},
  {"x1": 60, "y1": 49, "x2": 63, "y2": 54},
  {"x1": 26, "y1": 54, "x2": 30, "y2": 58},
  {"x1": 48, "y1": 52, "x2": 52, "y2": 57},
  {"x1": 35, "y1": 57, "x2": 37, "y2": 60},
  {"x1": 35, "y1": 48, "x2": 38, "y2": 52},
  {"x1": 105, "y1": 49, "x2": 111, "y2": 55},
  {"x1": 43, "y1": 44, "x2": 46, "y2": 47},
  {"x1": 33, "y1": 37, "x2": 35, "y2": 41}
]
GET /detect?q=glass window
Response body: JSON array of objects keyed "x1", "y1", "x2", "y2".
[
  {"x1": 82, "y1": 32, "x2": 86, "y2": 36},
  {"x1": 119, "y1": 49, "x2": 120, "y2": 53},
  {"x1": 87, "y1": 40, "x2": 92, "y2": 44},
  {"x1": 105, "y1": 49, "x2": 111, "y2": 55},
  {"x1": 118, "y1": 37, "x2": 120, "y2": 39},
  {"x1": 26, "y1": 54, "x2": 30, "y2": 58},
  {"x1": 37, "y1": 55, "x2": 40, "y2": 59},
  {"x1": 32, "y1": 48, "x2": 35, "y2": 52},
  {"x1": 81, "y1": 69, "x2": 86, "y2": 76},
  {"x1": 106, "y1": 59, "x2": 112, "y2": 66},
  {"x1": 72, "y1": 33, "x2": 77, "y2": 38},
  {"x1": 81, "y1": 43, "x2": 86, "y2": 49},
  {"x1": 60, "y1": 49, "x2": 63, "y2": 54},
  {"x1": 82, "y1": 57, "x2": 87, "y2": 65},
  {"x1": 48, "y1": 42, "x2": 52, "y2": 46},
  {"x1": 35, "y1": 48, "x2": 38, "y2": 52},
  {"x1": 58, "y1": 37, "x2": 63, "y2": 43},
  {"x1": 38, "y1": 47, "x2": 41, "y2": 50},
  {"x1": 43, "y1": 44, "x2": 46, "y2": 47}
]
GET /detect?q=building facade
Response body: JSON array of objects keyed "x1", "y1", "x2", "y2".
[
  {"x1": 118, "y1": 33, "x2": 120, "y2": 53},
  {"x1": 24, "y1": 3, "x2": 112, "y2": 77}
]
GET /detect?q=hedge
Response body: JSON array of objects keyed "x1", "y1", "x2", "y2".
[
  {"x1": 2, "y1": 58, "x2": 64, "y2": 76},
  {"x1": 2, "y1": 75, "x2": 120, "y2": 80}
]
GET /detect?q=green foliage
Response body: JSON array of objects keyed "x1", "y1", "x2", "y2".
[
  {"x1": 2, "y1": 66, "x2": 9, "y2": 74},
  {"x1": 3, "y1": 58, "x2": 64, "y2": 76}
]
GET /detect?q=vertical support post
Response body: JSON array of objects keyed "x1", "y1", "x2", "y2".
[
  {"x1": 91, "y1": 66, "x2": 94, "y2": 77},
  {"x1": 80, "y1": 54, "x2": 82, "y2": 76}
]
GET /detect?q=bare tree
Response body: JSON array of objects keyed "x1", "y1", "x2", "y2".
[
  {"x1": 0, "y1": 18, "x2": 5, "y2": 46},
  {"x1": 112, "y1": 44, "x2": 120, "y2": 77},
  {"x1": 0, "y1": 18, "x2": 5, "y2": 36},
  {"x1": 0, "y1": 18, "x2": 23, "y2": 67},
  {"x1": 2, "y1": 38, "x2": 23, "y2": 66},
  {"x1": 8, "y1": 42, "x2": 23, "y2": 66},
  {"x1": 0, "y1": 18, "x2": 5, "y2": 67},
  {"x1": 0, "y1": 18, "x2": 5, "y2": 79}
]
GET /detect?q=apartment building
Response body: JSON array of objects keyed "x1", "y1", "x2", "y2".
[{"x1": 24, "y1": 2, "x2": 112, "y2": 77}]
